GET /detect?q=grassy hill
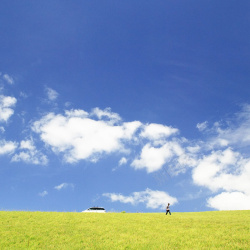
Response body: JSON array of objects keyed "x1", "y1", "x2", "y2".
[{"x1": 0, "y1": 210, "x2": 249, "y2": 249}]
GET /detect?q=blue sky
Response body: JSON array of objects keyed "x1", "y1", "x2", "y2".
[{"x1": 0, "y1": 1, "x2": 250, "y2": 212}]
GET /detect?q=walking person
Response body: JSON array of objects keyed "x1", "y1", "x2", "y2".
[{"x1": 166, "y1": 203, "x2": 171, "y2": 215}]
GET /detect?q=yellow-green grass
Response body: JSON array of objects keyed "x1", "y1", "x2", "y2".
[{"x1": 0, "y1": 210, "x2": 249, "y2": 249}]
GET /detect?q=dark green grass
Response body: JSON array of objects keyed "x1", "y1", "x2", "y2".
[{"x1": 0, "y1": 210, "x2": 249, "y2": 249}]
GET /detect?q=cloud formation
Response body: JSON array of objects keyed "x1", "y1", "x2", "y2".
[
  {"x1": 30, "y1": 104, "x2": 250, "y2": 210},
  {"x1": 54, "y1": 183, "x2": 74, "y2": 191},
  {"x1": 140, "y1": 123, "x2": 178, "y2": 141},
  {"x1": 191, "y1": 105, "x2": 250, "y2": 210},
  {"x1": 3, "y1": 74, "x2": 14, "y2": 85},
  {"x1": 0, "y1": 73, "x2": 14, "y2": 85},
  {"x1": 119, "y1": 157, "x2": 127, "y2": 166},
  {"x1": 196, "y1": 121, "x2": 208, "y2": 131},
  {"x1": 1, "y1": 77, "x2": 250, "y2": 211},
  {"x1": 131, "y1": 140, "x2": 197, "y2": 173},
  {"x1": 32, "y1": 107, "x2": 186, "y2": 173},
  {"x1": 215, "y1": 104, "x2": 250, "y2": 148},
  {"x1": 0, "y1": 140, "x2": 17, "y2": 155},
  {"x1": 103, "y1": 188, "x2": 178, "y2": 209},
  {"x1": 32, "y1": 109, "x2": 142, "y2": 163},
  {"x1": 0, "y1": 95, "x2": 17, "y2": 122},
  {"x1": 11, "y1": 139, "x2": 48, "y2": 165},
  {"x1": 192, "y1": 148, "x2": 250, "y2": 210},
  {"x1": 207, "y1": 192, "x2": 250, "y2": 210},
  {"x1": 45, "y1": 87, "x2": 59, "y2": 101}
]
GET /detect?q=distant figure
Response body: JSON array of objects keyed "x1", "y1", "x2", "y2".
[{"x1": 166, "y1": 203, "x2": 171, "y2": 215}]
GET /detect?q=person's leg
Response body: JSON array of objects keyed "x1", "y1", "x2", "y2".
[{"x1": 169, "y1": 210, "x2": 171, "y2": 215}]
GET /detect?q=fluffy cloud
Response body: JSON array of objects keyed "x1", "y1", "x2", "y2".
[
  {"x1": 221, "y1": 104, "x2": 250, "y2": 147},
  {"x1": 188, "y1": 104, "x2": 250, "y2": 210},
  {"x1": 131, "y1": 123, "x2": 197, "y2": 173},
  {"x1": 0, "y1": 95, "x2": 17, "y2": 122},
  {"x1": 91, "y1": 107, "x2": 121, "y2": 124},
  {"x1": 11, "y1": 139, "x2": 48, "y2": 165},
  {"x1": 200, "y1": 104, "x2": 250, "y2": 149},
  {"x1": 31, "y1": 107, "x2": 197, "y2": 174},
  {"x1": 32, "y1": 109, "x2": 142, "y2": 163},
  {"x1": 46, "y1": 87, "x2": 59, "y2": 101},
  {"x1": 119, "y1": 157, "x2": 127, "y2": 166},
  {"x1": 196, "y1": 121, "x2": 208, "y2": 131},
  {"x1": 131, "y1": 143, "x2": 174, "y2": 173},
  {"x1": 140, "y1": 123, "x2": 178, "y2": 141},
  {"x1": 131, "y1": 140, "x2": 197, "y2": 173},
  {"x1": 207, "y1": 192, "x2": 250, "y2": 210},
  {"x1": 103, "y1": 188, "x2": 178, "y2": 209},
  {"x1": 193, "y1": 148, "x2": 241, "y2": 192},
  {"x1": 18, "y1": 102, "x2": 250, "y2": 211},
  {"x1": 192, "y1": 147, "x2": 250, "y2": 210},
  {"x1": 0, "y1": 140, "x2": 17, "y2": 155},
  {"x1": 5, "y1": 90, "x2": 248, "y2": 211}
]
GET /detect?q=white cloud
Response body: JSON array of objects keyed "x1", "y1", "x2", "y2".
[
  {"x1": 207, "y1": 104, "x2": 250, "y2": 149},
  {"x1": 131, "y1": 140, "x2": 196, "y2": 173},
  {"x1": 207, "y1": 192, "x2": 250, "y2": 210},
  {"x1": 11, "y1": 139, "x2": 48, "y2": 165},
  {"x1": 54, "y1": 183, "x2": 74, "y2": 191},
  {"x1": 192, "y1": 148, "x2": 250, "y2": 210},
  {"x1": 196, "y1": 121, "x2": 208, "y2": 131},
  {"x1": 103, "y1": 188, "x2": 178, "y2": 209},
  {"x1": 20, "y1": 140, "x2": 35, "y2": 150},
  {"x1": 32, "y1": 109, "x2": 141, "y2": 163},
  {"x1": 140, "y1": 123, "x2": 178, "y2": 141},
  {"x1": 46, "y1": 87, "x2": 58, "y2": 101},
  {"x1": 0, "y1": 140, "x2": 17, "y2": 155},
  {"x1": 0, "y1": 95, "x2": 17, "y2": 122},
  {"x1": 119, "y1": 157, "x2": 127, "y2": 166},
  {"x1": 11, "y1": 152, "x2": 48, "y2": 165},
  {"x1": 3, "y1": 74, "x2": 14, "y2": 85},
  {"x1": 112, "y1": 157, "x2": 128, "y2": 171},
  {"x1": 39, "y1": 190, "x2": 48, "y2": 197},
  {"x1": 193, "y1": 148, "x2": 239, "y2": 192},
  {"x1": 65, "y1": 109, "x2": 88, "y2": 118},
  {"x1": 131, "y1": 143, "x2": 174, "y2": 173},
  {"x1": 91, "y1": 107, "x2": 121, "y2": 123},
  {"x1": 31, "y1": 107, "x2": 195, "y2": 173},
  {"x1": 190, "y1": 104, "x2": 250, "y2": 210},
  {"x1": 1, "y1": 70, "x2": 250, "y2": 213},
  {"x1": 28, "y1": 103, "x2": 250, "y2": 210}
]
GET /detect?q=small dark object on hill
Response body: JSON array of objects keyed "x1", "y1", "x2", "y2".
[{"x1": 166, "y1": 203, "x2": 171, "y2": 215}]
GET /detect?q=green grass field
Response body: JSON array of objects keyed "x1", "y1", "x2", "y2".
[{"x1": 0, "y1": 210, "x2": 249, "y2": 249}]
